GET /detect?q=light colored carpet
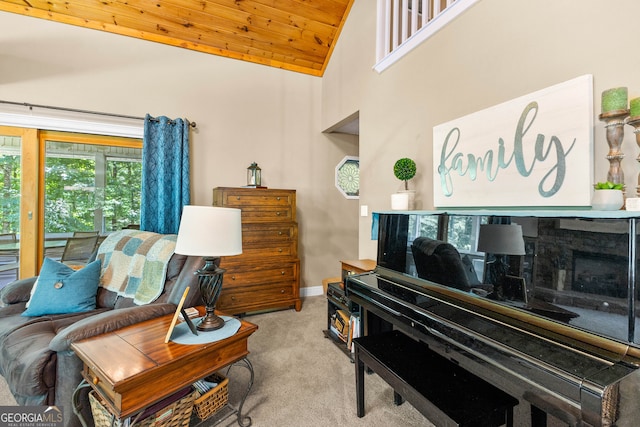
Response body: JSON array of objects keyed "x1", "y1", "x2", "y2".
[
  {"x1": 0, "y1": 296, "x2": 430, "y2": 426},
  {"x1": 0, "y1": 296, "x2": 564, "y2": 426},
  {"x1": 218, "y1": 296, "x2": 431, "y2": 427}
]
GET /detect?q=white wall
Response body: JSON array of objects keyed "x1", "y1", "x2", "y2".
[
  {"x1": 323, "y1": 0, "x2": 640, "y2": 260},
  {"x1": 0, "y1": 11, "x2": 360, "y2": 290}
]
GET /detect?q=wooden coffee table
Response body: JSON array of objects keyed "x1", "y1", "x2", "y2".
[{"x1": 71, "y1": 307, "x2": 258, "y2": 426}]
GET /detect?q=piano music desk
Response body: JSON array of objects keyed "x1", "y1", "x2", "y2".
[{"x1": 354, "y1": 330, "x2": 518, "y2": 427}]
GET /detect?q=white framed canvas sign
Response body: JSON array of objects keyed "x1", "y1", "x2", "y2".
[{"x1": 433, "y1": 75, "x2": 593, "y2": 208}]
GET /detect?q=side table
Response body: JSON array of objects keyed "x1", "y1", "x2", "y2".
[
  {"x1": 323, "y1": 259, "x2": 376, "y2": 359},
  {"x1": 71, "y1": 308, "x2": 258, "y2": 426},
  {"x1": 340, "y1": 259, "x2": 376, "y2": 283}
]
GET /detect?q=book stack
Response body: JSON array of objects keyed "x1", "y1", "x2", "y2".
[
  {"x1": 329, "y1": 308, "x2": 362, "y2": 352},
  {"x1": 192, "y1": 378, "x2": 219, "y2": 394},
  {"x1": 330, "y1": 309, "x2": 350, "y2": 342},
  {"x1": 347, "y1": 313, "x2": 361, "y2": 353}
]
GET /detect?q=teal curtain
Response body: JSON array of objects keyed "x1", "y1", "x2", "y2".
[{"x1": 140, "y1": 114, "x2": 190, "y2": 234}]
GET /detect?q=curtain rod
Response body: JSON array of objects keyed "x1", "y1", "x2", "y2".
[{"x1": 0, "y1": 100, "x2": 197, "y2": 128}]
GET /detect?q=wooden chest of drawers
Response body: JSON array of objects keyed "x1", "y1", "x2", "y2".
[{"x1": 213, "y1": 187, "x2": 301, "y2": 314}]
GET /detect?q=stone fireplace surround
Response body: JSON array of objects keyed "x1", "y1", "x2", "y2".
[{"x1": 533, "y1": 218, "x2": 630, "y2": 315}]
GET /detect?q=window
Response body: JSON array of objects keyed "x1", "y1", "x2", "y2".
[
  {"x1": 403, "y1": 213, "x2": 486, "y2": 279},
  {"x1": 0, "y1": 135, "x2": 20, "y2": 234},
  {"x1": 408, "y1": 214, "x2": 438, "y2": 242},
  {"x1": 43, "y1": 138, "x2": 142, "y2": 234},
  {"x1": 0, "y1": 134, "x2": 21, "y2": 284},
  {"x1": 447, "y1": 215, "x2": 486, "y2": 253},
  {"x1": 335, "y1": 156, "x2": 360, "y2": 199},
  {"x1": 408, "y1": 213, "x2": 486, "y2": 253}
]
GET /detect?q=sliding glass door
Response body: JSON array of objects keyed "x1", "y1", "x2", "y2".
[
  {"x1": 0, "y1": 133, "x2": 21, "y2": 286},
  {"x1": 0, "y1": 127, "x2": 142, "y2": 285},
  {"x1": 41, "y1": 132, "x2": 142, "y2": 261}
]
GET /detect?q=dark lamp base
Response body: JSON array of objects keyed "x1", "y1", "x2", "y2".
[
  {"x1": 197, "y1": 313, "x2": 225, "y2": 331},
  {"x1": 197, "y1": 256, "x2": 227, "y2": 332}
]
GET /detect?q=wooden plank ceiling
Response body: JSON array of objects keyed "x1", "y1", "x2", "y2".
[{"x1": 0, "y1": 0, "x2": 354, "y2": 76}]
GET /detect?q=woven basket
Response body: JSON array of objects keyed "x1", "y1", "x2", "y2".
[
  {"x1": 193, "y1": 373, "x2": 229, "y2": 420},
  {"x1": 89, "y1": 388, "x2": 196, "y2": 427}
]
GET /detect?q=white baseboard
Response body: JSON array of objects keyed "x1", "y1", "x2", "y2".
[{"x1": 301, "y1": 285, "x2": 324, "y2": 298}]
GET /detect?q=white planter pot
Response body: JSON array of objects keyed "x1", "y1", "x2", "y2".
[
  {"x1": 591, "y1": 189, "x2": 624, "y2": 211},
  {"x1": 391, "y1": 190, "x2": 415, "y2": 210}
]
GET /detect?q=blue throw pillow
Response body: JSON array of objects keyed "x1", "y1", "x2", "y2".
[{"x1": 22, "y1": 258, "x2": 101, "y2": 317}]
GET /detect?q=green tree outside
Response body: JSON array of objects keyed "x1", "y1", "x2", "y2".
[
  {"x1": 0, "y1": 154, "x2": 20, "y2": 234},
  {"x1": 45, "y1": 156, "x2": 141, "y2": 233},
  {"x1": 0, "y1": 149, "x2": 141, "y2": 235},
  {"x1": 104, "y1": 160, "x2": 141, "y2": 231}
]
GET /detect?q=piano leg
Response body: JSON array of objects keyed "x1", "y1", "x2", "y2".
[
  {"x1": 531, "y1": 405, "x2": 547, "y2": 427},
  {"x1": 393, "y1": 391, "x2": 405, "y2": 406},
  {"x1": 507, "y1": 407, "x2": 514, "y2": 427},
  {"x1": 525, "y1": 391, "x2": 580, "y2": 426},
  {"x1": 362, "y1": 308, "x2": 393, "y2": 337},
  {"x1": 355, "y1": 345, "x2": 365, "y2": 417}
]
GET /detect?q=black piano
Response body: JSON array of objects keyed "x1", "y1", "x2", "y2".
[{"x1": 346, "y1": 211, "x2": 640, "y2": 426}]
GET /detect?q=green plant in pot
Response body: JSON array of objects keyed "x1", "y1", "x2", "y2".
[
  {"x1": 392, "y1": 158, "x2": 417, "y2": 210},
  {"x1": 592, "y1": 181, "x2": 624, "y2": 211},
  {"x1": 394, "y1": 158, "x2": 417, "y2": 190},
  {"x1": 594, "y1": 181, "x2": 624, "y2": 191}
]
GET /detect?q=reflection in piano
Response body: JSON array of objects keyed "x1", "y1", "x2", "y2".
[{"x1": 346, "y1": 212, "x2": 640, "y2": 426}]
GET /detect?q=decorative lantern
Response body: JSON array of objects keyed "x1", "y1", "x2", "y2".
[{"x1": 246, "y1": 162, "x2": 262, "y2": 187}]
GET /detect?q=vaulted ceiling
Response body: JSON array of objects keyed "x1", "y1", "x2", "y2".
[{"x1": 0, "y1": 0, "x2": 354, "y2": 77}]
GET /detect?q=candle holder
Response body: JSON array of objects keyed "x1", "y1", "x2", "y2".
[
  {"x1": 626, "y1": 115, "x2": 640, "y2": 197},
  {"x1": 599, "y1": 109, "x2": 629, "y2": 192}
]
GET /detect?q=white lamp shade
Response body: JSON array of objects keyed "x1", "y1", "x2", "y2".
[
  {"x1": 477, "y1": 224, "x2": 525, "y2": 256},
  {"x1": 174, "y1": 206, "x2": 243, "y2": 257}
]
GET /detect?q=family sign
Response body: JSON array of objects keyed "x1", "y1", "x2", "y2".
[{"x1": 432, "y1": 75, "x2": 593, "y2": 208}]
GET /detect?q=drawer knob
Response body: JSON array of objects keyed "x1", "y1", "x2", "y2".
[
  {"x1": 236, "y1": 196, "x2": 241, "y2": 200},
  {"x1": 281, "y1": 289, "x2": 285, "y2": 294},
  {"x1": 276, "y1": 197, "x2": 281, "y2": 201},
  {"x1": 281, "y1": 271, "x2": 285, "y2": 275},
  {"x1": 231, "y1": 296, "x2": 236, "y2": 300},
  {"x1": 92, "y1": 376, "x2": 99, "y2": 385},
  {"x1": 278, "y1": 248, "x2": 283, "y2": 252},
  {"x1": 231, "y1": 275, "x2": 236, "y2": 280},
  {"x1": 276, "y1": 212, "x2": 281, "y2": 216},
  {"x1": 278, "y1": 231, "x2": 283, "y2": 235}
]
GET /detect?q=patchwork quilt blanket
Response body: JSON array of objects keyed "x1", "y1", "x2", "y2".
[{"x1": 97, "y1": 229, "x2": 177, "y2": 305}]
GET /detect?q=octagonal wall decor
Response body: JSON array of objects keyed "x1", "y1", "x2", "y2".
[
  {"x1": 335, "y1": 156, "x2": 359, "y2": 199},
  {"x1": 432, "y1": 74, "x2": 594, "y2": 208}
]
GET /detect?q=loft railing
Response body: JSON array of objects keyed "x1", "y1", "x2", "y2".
[{"x1": 374, "y1": 0, "x2": 480, "y2": 73}]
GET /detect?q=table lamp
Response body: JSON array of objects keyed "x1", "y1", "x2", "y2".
[
  {"x1": 174, "y1": 206, "x2": 242, "y2": 331},
  {"x1": 477, "y1": 223, "x2": 525, "y2": 300}
]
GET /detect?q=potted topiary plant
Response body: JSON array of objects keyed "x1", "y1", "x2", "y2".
[
  {"x1": 592, "y1": 181, "x2": 624, "y2": 210},
  {"x1": 391, "y1": 158, "x2": 417, "y2": 210},
  {"x1": 394, "y1": 158, "x2": 417, "y2": 190}
]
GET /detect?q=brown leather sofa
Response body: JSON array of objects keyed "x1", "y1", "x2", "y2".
[{"x1": 0, "y1": 236, "x2": 202, "y2": 427}]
